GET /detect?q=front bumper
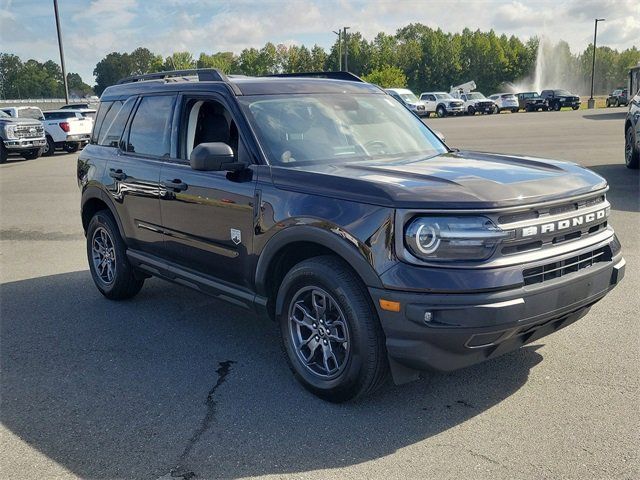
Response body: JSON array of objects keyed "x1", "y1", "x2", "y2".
[
  {"x1": 3, "y1": 138, "x2": 46, "y2": 150},
  {"x1": 370, "y1": 251, "x2": 624, "y2": 374}
]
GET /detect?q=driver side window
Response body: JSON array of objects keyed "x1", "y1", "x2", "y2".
[{"x1": 182, "y1": 98, "x2": 239, "y2": 160}]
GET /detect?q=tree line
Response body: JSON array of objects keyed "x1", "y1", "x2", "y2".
[
  {"x1": 2, "y1": 24, "x2": 638, "y2": 99},
  {"x1": 0, "y1": 53, "x2": 93, "y2": 99}
]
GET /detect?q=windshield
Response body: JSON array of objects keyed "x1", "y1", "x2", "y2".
[
  {"x1": 435, "y1": 93, "x2": 452, "y2": 100},
  {"x1": 0, "y1": 110, "x2": 9, "y2": 118},
  {"x1": 555, "y1": 90, "x2": 572, "y2": 96},
  {"x1": 398, "y1": 92, "x2": 419, "y2": 103},
  {"x1": 17, "y1": 107, "x2": 43, "y2": 120},
  {"x1": 466, "y1": 92, "x2": 486, "y2": 100},
  {"x1": 240, "y1": 93, "x2": 447, "y2": 167}
]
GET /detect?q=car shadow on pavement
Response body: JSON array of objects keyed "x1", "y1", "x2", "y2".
[
  {"x1": 1, "y1": 271, "x2": 543, "y2": 479},
  {"x1": 582, "y1": 111, "x2": 627, "y2": 121},
  {"x1": 587, "y1": 164, "x2": 639, "y2": 213}
]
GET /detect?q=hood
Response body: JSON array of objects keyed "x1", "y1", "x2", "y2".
[
  {"x1": 0, "y1": 117, "x2": 42, "y2": 126},
  {"x1": 270, "y1": 150, "x2": 607, "y2": 209}
]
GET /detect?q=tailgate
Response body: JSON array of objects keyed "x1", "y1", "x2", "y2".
[{"x1": 67, "y1": 117, "x2": 92, "y2": 135}]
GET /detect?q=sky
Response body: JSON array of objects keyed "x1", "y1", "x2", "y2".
[{"x1": 1, "y1": 0, "x2": 639, "y2": 85}]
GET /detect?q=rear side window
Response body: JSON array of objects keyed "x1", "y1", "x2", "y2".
[
  {"x1": 99, "y1": 98, "x2": 136, "y2": 148},
  {"x1": 95, "y1": 101, "x2": 121, "y2": 144},
  {"x1": 126, "y1": 95, "x2": 176, "y2": 157}
]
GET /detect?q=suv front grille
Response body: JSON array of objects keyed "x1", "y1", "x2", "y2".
[
  {"x1": 522, "y1": 246, "x2": 611, "y2": 285},
  {"x1": 15, "y1": 125, "x2": 44, "y2": 139}
]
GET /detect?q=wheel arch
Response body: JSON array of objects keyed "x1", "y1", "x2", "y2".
[
  {"x1": 255, "y1": 225, "x2": 383, "y2": 318},
  {"x1": 81, "y1": 186, "x2": 125, "y2": 240}
]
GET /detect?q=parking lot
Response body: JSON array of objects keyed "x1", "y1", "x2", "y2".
[{"x1": 1, "y1": 108, "x2": 638, "y2": 479}]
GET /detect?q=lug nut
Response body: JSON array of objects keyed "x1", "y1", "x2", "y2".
[
  {"x1": 315, "y1": 335, "x2": 319, "y2": 340},
  {"x1": 323, "y1": 340, "x2": 328, "y2": 345}
]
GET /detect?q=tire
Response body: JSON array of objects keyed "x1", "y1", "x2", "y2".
[
  {"x1": 63, "y1": 143, "x2": 80, "y2": 153},
  {"x1": 278, "y1": 255, "x2": 388, "y2": 402},
  {"x1": 606, "y1": 99, "x2": 611, "y2": 107},
  {"x1": 467, "y1": 106, "x2": 476, "y2": 115},
  {"x1": 22, "y1": 148, "x2": 42, "y2": 160},
  {"x1": 625, "y1": 125, "x2": 639, "y2": 169},
  {"x1": 571, "y1": 105, "x2": 579, "y2": 111},
  {"x1": 511, "y1": 108, "x2": 518, "y2": 114},
  {"x1": 42, "y1": 136, "x2": 55, "y2": 156},
  {"x1": 552, "y1": 102, "x2": 561, "y2": 111},
  {"x1": 525, "y1": 105, "x2": 533, "y2": 112},
  {"x1": 436, "y1": 105, "x2": 446, "y2": 118},
  {"x1": 0, "y1": 144, "x2": 7, "y2": 164},
  {"x1": 86, "y1": 210, "x2": 144, "y2": 300}
]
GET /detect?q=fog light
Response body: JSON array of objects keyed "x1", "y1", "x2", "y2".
[{"x1": 423, "y1": 311, "x2": 433, "y2": 324}]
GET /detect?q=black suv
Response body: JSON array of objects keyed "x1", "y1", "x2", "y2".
[
  {"x1": 517, "y1": 92, "x2": 548, "y2": 112},
  {"x1": 607, "y1": 88, "x2": 628, "y2": 107},
  {"x1": 78, "y1": 69, "x2": 625, "y2": 402},
  {"x1": 540, "y1": 89, "x2": 581, "y2": 111}
]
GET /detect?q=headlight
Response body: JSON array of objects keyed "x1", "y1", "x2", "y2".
[
  {"x1": 3, "y1": 124, "x2": 17, "y2": 139},
  {"x1": 404, "y1": 216, "x2": 513, "y2": 261}
]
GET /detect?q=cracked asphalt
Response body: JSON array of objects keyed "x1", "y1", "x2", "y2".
[{"x1": 1, "y1": 108, "x2": 638, "y2": 479}]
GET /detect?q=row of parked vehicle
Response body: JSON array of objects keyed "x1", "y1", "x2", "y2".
[
  {"x1": 0, "y1": 103, "x2": 96, "y2": 163},
  {"x1": 385, "y1": 81, "x2": 582, "y2": 117}
]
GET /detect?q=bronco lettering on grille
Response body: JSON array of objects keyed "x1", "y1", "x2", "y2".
[{"x1": 521, "y1": 208, "x2": 608, "y2": 238}]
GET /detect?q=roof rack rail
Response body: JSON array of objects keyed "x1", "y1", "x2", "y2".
[
  {"x1": 265, "y1": 71, "x2": 364, "y2": 82},
  {"x1": 116, "y1": 68, "x2": 242, "y2": 94}
]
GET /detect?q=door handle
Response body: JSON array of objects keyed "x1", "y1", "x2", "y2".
[
  {"x1": 109, "y1": 169, "x2": 126, "y2": 180},
  {"x1": 162, "y1": 179, "x2": 188, "y2": 192}
]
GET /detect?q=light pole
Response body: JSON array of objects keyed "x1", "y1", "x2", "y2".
[
  {"x1": 343, "y1": 26, "x2": 351, "y2": 72},
  {"x1": 588, "y1": 18, "x2": 605, "y2": 109},
  {"x1": 53, "y1": 0, "x2": 69, "y2": 104},
  {"x1": 332, "y1": 30, "x2": 342, "y2": 71}
]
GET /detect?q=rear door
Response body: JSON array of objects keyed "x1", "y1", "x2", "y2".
[
  {"x1": 158, "y1": 90, "x2": 258, "y2": 288},
  {"x1": 103, "y1": 95, "x2": 174, "y2": 256},
  {"x1": 422, "y1": 94, "x2": 436, "y2": 112}
]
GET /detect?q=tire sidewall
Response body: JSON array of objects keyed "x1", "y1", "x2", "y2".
[
  {"x1": 278, "y1": 262, "x2": 373, "y2": 398},
  {"x1": 42, "y1": 136, "x2": 55, "y2": 156}
]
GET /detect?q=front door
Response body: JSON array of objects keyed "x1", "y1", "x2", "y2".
[{"x1": 159, "y1": 93, "x2": 257, "y2": 288}]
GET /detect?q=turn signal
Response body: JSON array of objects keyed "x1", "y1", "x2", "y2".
[{"x1": 379, "y1": 299, "x2": 401, "y2": 312}]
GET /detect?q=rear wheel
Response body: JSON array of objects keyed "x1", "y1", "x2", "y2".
[
  {"x1": 63, "y1": 143, "x2": 80, "y2": 153},
  {"x1": 42, "y1": 136, "x2": 55, "y2": 156},
  {"x1": 625, "y1": 125, "x2": 639, "y2": 169},
  {"x1": 87, "y1": 210, "x2": 144, "y2": 299},
  {"x1": 436, "y1": 105, "x2": 446, "y2": 118},
  {"x1": 278, "y1": 256, "x2": 388, "y2": 402}
]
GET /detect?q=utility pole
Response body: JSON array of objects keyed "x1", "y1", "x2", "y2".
[
  {"x1": 332, "y1": 30, "x2": 342, "y2": 71},
  {"x1": 588, "y1": 18, "x2": 605, "y2": 109},
  {"x1": 343, "y1": 26, "x2": 350, "y2": 72},
  {"x1": 53, "y1": 0, "x2": 69, "y2": 104}
]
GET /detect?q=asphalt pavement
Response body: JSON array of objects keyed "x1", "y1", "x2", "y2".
[{"x1": 1, "y1": 107, "x2": 638, "y2": 479}]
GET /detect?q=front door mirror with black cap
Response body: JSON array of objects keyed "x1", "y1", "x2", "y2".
[{"x1": 189, "y1": 142, "x2": 246, "y2": 171}]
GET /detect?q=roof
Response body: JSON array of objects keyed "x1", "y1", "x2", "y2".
[
  {"x1": 44, "y1": 108, "x2": 96, "y2": 113},
  {"x1": 101, "y1": 72, "x2": 382, "y2": 102}
]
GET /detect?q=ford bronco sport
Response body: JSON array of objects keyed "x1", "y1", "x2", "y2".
[{"x1": 78, "y1": 69, "x2": 625, "y2": 402}]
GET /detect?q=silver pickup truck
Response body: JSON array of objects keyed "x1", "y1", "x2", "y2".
[{"x1": 0, "y1": 108, "x2": 46, "y2": 163}]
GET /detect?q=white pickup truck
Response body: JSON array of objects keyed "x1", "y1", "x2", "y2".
[
  {"x1": 2, "y1": 106, "x2": 93, "y2": 156},
  {"x1": 41, "y1": 109, "x2": 93, "y2": 155}
]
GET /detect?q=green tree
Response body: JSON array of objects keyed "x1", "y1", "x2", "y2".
[
  {"x1": 163, "y1": 51, "x2": 195, "y2": 70},
  {"x1": 197, "y1": 52, "x2": 235, "y2": 73},
  {"x1": 130, "y1": 47, "x2": 163, "y2": 75},
  {"x1": 362, "y1": 65, "x2": 407, "y2": 88},
  {"x1": 93, "y1": 52, "x2": 133, "y2": 95}
]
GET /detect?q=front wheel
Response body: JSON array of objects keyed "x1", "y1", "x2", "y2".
[
  {"x1": 278, "y1": 256, "x2": 388, "y2": 402},
  {"x1": 22, "y1": 148, "x2": 42, "y2": 160},
  {"x1": 571, "y1": 105, "x2": 579, "y2": 110},
  {"x1": 42, "y1": 136, "x2": 55, "y2": 156},
  {"x1": 436, "y1": 105, "x2": 446, "y2": 118},
  {"x1": 467, "y1": 106, "x2": 476, "y2": 115},
  {"x1": 552, "y1": 102, "x2": 561, "y2": 111},
  {"x1": 0, "y1": 144, "x2": 7, "y2": 164},
  {"x1": 626, "y1": 125, "x2": 639, "y2": 169},
  {"x1": 511, "y1": 108, "x2": 518, "y2": 114},
  {"x1": 87, "y1": 210, "x2": 144, "y2": 299}
]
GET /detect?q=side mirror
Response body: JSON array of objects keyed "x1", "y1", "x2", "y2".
[
  {"x1": 189, "y1": 142, "x2": 245, "y2": 171},
  {"x1": 434, "y1": 130, "x2": 446, "y2": 143}
]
